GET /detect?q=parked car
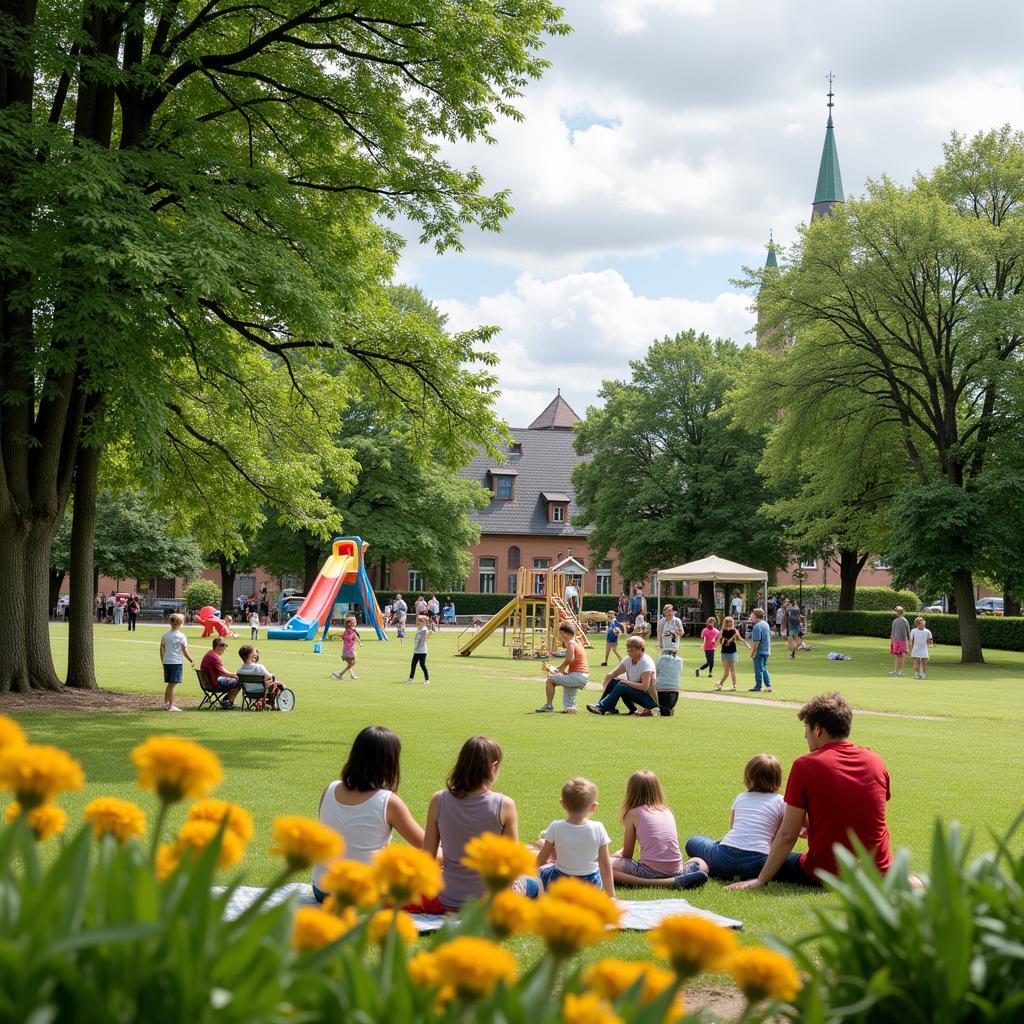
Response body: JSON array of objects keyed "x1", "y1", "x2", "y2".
[
  {"x1": 975, "y1": 597, "x2": 1004, "y2": 615},
  {"x1": 921, "y1": 603, "x2": 945, "y2": 614}
]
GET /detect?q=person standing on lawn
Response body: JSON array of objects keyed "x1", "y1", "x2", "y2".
[
  {"x1": 748, "y1": 607, "x2": 773, "y2": 693},
  {"x1": 889, "y1": 606, "x2": 910, "y2": 677},
  {"x1": 728, "y1": 692, "x2": 892, "y2": 890},
  {"x1": 159, "y1": 612, "x2": 194, "y2": 711},
  {"x1": 786, "y1": 602, "x2": 803, "y2": 659}
]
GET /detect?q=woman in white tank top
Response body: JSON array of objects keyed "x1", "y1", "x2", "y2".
[{"x1": 312, "y1": 726, "x2": 425, "y2": 900}]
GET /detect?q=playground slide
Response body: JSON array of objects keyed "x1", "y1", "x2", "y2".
[{"x1": 267, "y1": 551, "x2": 356, "y2": 641}]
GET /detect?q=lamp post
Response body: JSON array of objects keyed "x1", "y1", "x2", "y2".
[{"x1": 792, "y1": 567, "x2": 807, "y2": 609}]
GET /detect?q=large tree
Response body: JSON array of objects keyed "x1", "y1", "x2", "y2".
[
  {"x1": 0, "y1": 0, "x2": 566, "y2": 691},
  {"x1": 754, "y1": 129, "x2": 1024, "y2": 662},
  {"x1": 572, "y1": 331, "x2": 787, "y2": 615}
]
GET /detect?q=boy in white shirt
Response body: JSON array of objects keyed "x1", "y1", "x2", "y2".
[
  {"x1": 159, "y1": 612, "x2": 193, "y2": 712},
  {"x1": 248, "y1": 610, "x2": 260, "y2": 640},
  {"x1": 533, "y1": 777, "x2": 615, "y2": 895}
]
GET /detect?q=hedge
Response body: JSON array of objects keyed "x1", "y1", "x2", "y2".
[
  {"x1": 771, "y1": 584, "x2": 921, "y2": 612},
  {"x1": 809, "y1": 610, "x2": 1024, "y2": 652}
]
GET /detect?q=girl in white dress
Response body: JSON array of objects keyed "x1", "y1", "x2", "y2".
[{"x1": 910, "y1": 617, "x2": 933, "y2": 680}]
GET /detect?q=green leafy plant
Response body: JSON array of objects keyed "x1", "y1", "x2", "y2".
[
  {"x1": 183, "y1": 579, "x2": 224, "y2": 614},
  {"x1": 809, "y1": 610, "x2": 1024, "y2": 652}
]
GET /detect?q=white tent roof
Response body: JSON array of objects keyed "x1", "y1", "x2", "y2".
[{"x1": 656, "y1": 554, "x2": 766, "y2": 583}]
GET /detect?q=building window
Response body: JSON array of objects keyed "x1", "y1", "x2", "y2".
[
  {"x1": 507, "y1": 545, "x2": 521, "y2": 569},
  {"x1": 532, "y1": 558, "x2": 549, "y2": 595},
  {"x1": 479, "y1": 557, "x2": 496, "y2": 594},
  {"x1": 495, "y1": 476, "x2": 513, "y2": 499},
  {"x1": 799, "y1": 559, "x2": 817, "y2": 570},
  {"x1": 408, "y1": 569, "x2": 424, "y2": 592},
  {"x1": 551, "y1": 505, "x2": 565, "y2": 522},
  {"x1": 507, "y1": 574, "x2": 518, "y2": 594},
  {"x1": 596, "y1": 562, "x2": 612, "y2": 596},
  {"x1": 281, "y1": 575, "x2": 302, "y2": 593}
]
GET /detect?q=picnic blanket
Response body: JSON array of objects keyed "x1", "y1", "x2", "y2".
[{"x1": 218, "y1": 883, "x2": 743, "y2": 932}]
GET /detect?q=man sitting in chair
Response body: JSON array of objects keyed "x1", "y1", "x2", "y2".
[
  {"x1": 199, "y1": 637, "x2": 242, "y2": 708},
  {"x1": 236, "y1": 644, "x2": 283, "y2": 709}
]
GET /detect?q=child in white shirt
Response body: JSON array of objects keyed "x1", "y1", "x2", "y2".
[
  {"x1": 248, "y1": 611, "x2": 260, "y2": 640},
  {"x1": 533, "y1": 777, "x2": 615, "y2": 895},
  {"x1": 910, "y1": 617, "x2": 933, "y2": 679},
  {"x1": 632, "y1": 611, "x2": 650, "y2": 638},
  {"x1": 403, "y1": 615, "x2": 430, "y2": 684},
  {"x1": 158, "y1": 612, "x2": 193, "y2": 712}
]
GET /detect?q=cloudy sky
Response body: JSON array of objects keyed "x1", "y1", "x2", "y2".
[{"x1": 396, "y1": 0, "x2": 1024, "y2": 427}]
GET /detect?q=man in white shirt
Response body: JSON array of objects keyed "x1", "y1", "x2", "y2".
[
  {"x1": 657, "y1": 604, "x2": 683, "y2": 653},
  {"x1": 587, "y1": 636, "x2": 658, "y2": 716},
  {"x1": 730, "y1": 589, "x2": 744, "y2": 619},
  {"x1": 563, "y1": 581, "x2": 580, "y2": 615}
]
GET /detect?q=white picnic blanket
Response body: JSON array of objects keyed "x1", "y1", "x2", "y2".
[{"x1": 218, "y1": 884, "x2": 743, "y2": 931}]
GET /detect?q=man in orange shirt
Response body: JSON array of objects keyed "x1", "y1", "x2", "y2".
[{"x1": 536, "y1": 622, "x2": 590, "y2": 714}]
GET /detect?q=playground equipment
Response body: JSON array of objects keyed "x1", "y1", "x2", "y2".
[
  {"x1": 267, "y1": 536, "x2": 387, "y2": 642},
  {"x1": 458, "y1": 566, "x2": 590, "y2": 658},
  {"x1": 196, "y1": 606, "x2": 237, "y2": 638}
]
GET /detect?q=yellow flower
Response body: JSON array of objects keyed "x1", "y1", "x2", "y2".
[
  {"x1": 583, "y1": 958, "x2": 683, "y2": 1018},
  {"x1": 83, "y1": 797, "x2": 147, "y2": 842},
  {"x1": 4, "y1": 801, "x2": 67, "y2": 841},
  {"x1": 461, "y1": 833, "x2": 536, "y2": 892},
  {"x1": 186, "y1": 799, "x2": 253, "y2": 841},
  {"x1": 368, "y1": 908, "x2": 418, "y2": 946},
  {"x1": 729, "y1": 947, "x2": 802, "y2": 1003},
  {"x1": 562, "y1": 992, "x2": 624, "y2": 1024},
  {"x1": 649, "y1": 915, "x2": 737, "y2": 979},
  {"x1": 533, "y1": 899, "x2": 607, "y2": 957},
  {"x1": 488, "y1": 890, "x2": 537, "y2": 938},
  {"x1": 0, "y1": 744, "x2": 83, "y2": 810},
  {"x1": 0, "y1": 715, "x2": 26, "y2": 752},
  {"x1": 434, "y1": 937, "x2": 518, "y2": 1001},
  {"x1": 155, "y1": 843, "x2": 181, "y2": 881},
  {"x1": 131, "y1": 736, "x2": 222, "y2": 804},
  {"x1": 320, "y1": 859, "x2": 381, "y2": 908},
  {"x1": 270, "y1": 816, "x2": 342, "y2": 871},
  {"x1": 175, "y1": 819, "x2": 245, "y2": 869},
  {"x1": 373, "y1": 845, "x2": 442, "y2": 903},
  {"x1": 291, "y1": 905, "x2": 357, "y2": 951},
  {"x1": 545, "y1": 877, "x2": 622, "y2": 927},
  {"x1": 408, "y1": 950, "x2": 442, "y2": 987}
]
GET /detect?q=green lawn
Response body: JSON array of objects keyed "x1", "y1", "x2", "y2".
[{"x1": 8, "y1": 622, "x2": 1023, "y2": 964}]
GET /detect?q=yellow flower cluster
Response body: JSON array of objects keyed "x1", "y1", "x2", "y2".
[
  {"x1": 530, "y1": 876, "x2": 620, "y2": 957},
  {"x1": 649, "y1": 914, "x2": 737, "y2": 979},
  {"x1": 320, "y1": 860, "x2": 380, "y2": 909},
  {"x1": 433, "y1": 937, "x2": 518, "y2": 1001},
  {"x1": 367, "y1": 909, "x2": 418, "y2": 946},
  {"x1": 562, "y1": 992, "x2": 624, "y2": 1024},
  {"x1": 0, "y1": 743, "x2": 83, "y2": 810},
  {"x1": 0, "y1": 715, "x2": 26, "y2": 752},
  {"x1": 187, "y1": 799, "x2": 253, "y2": 841},
  {"x1": 487, "y1": 890, "x2": 536, "y2": 938},
  {"x1": 4, "y1": 801, "x2": 67, "y2": 841},
  {"x1": 373, "y1": 845, "x2": 442, "y2": 903},
  {"x1": 729, "y1": 947, "x2": 802, "y2": 1003},
  {"x1": 131, "y1": 736, "x2": 222, "y2": 804},
  {"x1": 291, "y1": 905, "x2": 358, "y2": 951},
  {"x1": 156, "y1": 818, "x2": 247, "y2": 879},
  {"x1": 270, "y1": 816, "x2": 343, "y2": 871},
  {"x1": 545, "y1": 877, "x2": 621, "y2": 926},
  {"x1": 583, "y1": 959, "x2": 683, "y2": 1019},
  {"x1": 83, "y1": 797, "x2": 147, "y2": 842},
  {"x1": 461, "y1": 833, "x2": 536, "y2": 892}
]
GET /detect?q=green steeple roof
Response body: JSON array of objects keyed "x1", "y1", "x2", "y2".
[
  {"x1": 764, "y1": 232, "x2": 778, "y2": 269},
  {"x1": 812, "y1": 75, "x2": 844, "y2": 219}
]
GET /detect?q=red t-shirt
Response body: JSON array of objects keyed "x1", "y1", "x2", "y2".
[
  {"x1": 200, "y1": 650, "x2": 227, "y2": 685},
  {"x1": 784, "y1": 740, "x2": 892, "y2": 878}
]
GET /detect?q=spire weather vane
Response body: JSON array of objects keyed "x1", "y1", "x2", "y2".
[{"x1": 826, "y1": 71, "x2": 835, "y2": 115}]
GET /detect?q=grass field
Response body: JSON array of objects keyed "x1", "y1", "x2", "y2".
[{"x1": 7, "y1": 622, "x2": 1023, "y2": 965}]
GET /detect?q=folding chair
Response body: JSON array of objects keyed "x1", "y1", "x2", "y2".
[
  {"x1": 236, "y1": 668, "x2": 295, "y2": 713},
  {"x1": 195, "y1": 668, "x2": 235, "y2": 711}
]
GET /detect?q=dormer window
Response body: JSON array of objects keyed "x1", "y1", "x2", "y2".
[
  {"x1": 552, "y1": 505, "x2": 564, "y2": 522},
  {"x1": 542, "y1": 492, "x2": 570, "y2": 524},
  {"x1": 489, "y1": 468, "x2": 517, "y2": 500},
  {"x1": 497, "y1": 476, "x2": 513, "y2": 499}
]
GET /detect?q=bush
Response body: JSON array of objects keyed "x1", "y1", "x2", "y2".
[
  {"x1": 809, "y1": 610, "x2": 1024, "y2": 652},
  {"x1": 770, "y1": 585, "x2": 921, "y2": 612},
  {"x1": 183, "y1": 578, "x2": 222, "y2": 613}
]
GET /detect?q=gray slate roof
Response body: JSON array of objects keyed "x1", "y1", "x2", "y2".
[{"x1": 461, "y1": 427, "x2": 592, "y2": 537}]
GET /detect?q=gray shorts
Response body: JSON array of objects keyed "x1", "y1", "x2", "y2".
[
  {"x1": 616, "y1": 858, "x2": 676, "y2": 880},
  {"x1": 551, "y1": 671, "x2": 589, "y2": 710}
]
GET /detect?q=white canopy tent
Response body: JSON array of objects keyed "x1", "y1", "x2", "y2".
[{"x1": 654, "y1": 555, "x2": 768, "y2": 624}]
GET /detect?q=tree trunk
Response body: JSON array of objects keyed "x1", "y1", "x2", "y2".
[
  {"x1": 1003, "y1": 587, "x2": 1021, "y2": 618},
  {"x1": 218, "y1": 554, "x2": 236, "y2": 615},
  {"x1": 698, "y1": 581, "x2": 716, "y2": 621},
  {"x1": 49, "y1": 570, "x2": 65, "y2": 616},
  {"x1": 303, "y1": 544, "x2": 321, "y2": 593},
  {"x1": 952, "y1": 569, "x2": 983, "y2": 664},
  {"x1": 838, "y1": 549, "x2": 868, "y2": 611},
  {"x1": 66, "y1": 444, "x2": 100, "y2": 689}
]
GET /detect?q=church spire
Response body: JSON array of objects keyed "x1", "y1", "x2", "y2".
[
  {"x1": 811, "y1": 72, "x2": 844, "y2": 220},
  {"x1": 764, "y1": 229, "x2": 778, "y2": 269}
]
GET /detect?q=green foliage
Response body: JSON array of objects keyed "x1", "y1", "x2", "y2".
[
  {"x1": 772, "y1": 586, "x2": 921, "y2": 612},
  {"x1": 809, "y1": 611, "x2": 1024, "y2": 652},
  {"x1": 183, "y1": 579, "x2": 223, "y2": 614},
  {"x1": 786, "y1": 817, "x2": 1024, "y2": 1022}
]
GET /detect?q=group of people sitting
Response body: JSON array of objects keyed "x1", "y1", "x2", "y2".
[{"x1": 310, "y1": 691, "x2": 894, "y2": 910}]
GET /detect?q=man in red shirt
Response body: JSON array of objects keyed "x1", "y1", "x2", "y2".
[
  {"x1": 729, "y1": 691, "x2": 891, "y2": 889},
  {"x1": 199, "y1": 638, "x2": 242, "y2": 708}
]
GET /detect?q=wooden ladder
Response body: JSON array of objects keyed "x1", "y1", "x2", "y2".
[{"x1": 549, "y1": 594, "x2": 592, "y2": 648}]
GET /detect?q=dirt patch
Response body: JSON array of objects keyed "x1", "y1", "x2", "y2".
[
  {"x1": 0, "y1": 688, "x2": 192, "y2": 713},
  {"x1": 685, "y1": 985, "x2": 747, "y2": 1020}
]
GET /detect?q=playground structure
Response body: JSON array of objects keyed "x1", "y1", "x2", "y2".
[
  {"x1": 267, "y1": 536, "x2": 388, "y2": 642},
  {"x1": 196, "y1": 606, "x2": 238, "y2": 638},
  {"x1": 458, "y1": 566, "x2": 590, "y2": 658}
]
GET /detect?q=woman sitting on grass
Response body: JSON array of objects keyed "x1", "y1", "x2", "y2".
[{"x1": 312, "y1": 725, "x2": 424, "y2": 902}]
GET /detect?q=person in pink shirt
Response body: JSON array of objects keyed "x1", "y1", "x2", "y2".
[
  {"x1": 332, "y1": 615, "x2": 362, "y2": 680},
  {"x1": 694, "y1": 617, "x2": 720, "y2": 679}
]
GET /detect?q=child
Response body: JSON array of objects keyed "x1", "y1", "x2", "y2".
[
  {"x1": 714, "y1": 616, "x2": 750, "y2": 692},
  {"x1": 312, "y1": 725, "x2": 425, "y2": 901},
  {"x1": 611, "y1": 770, "x2": 702, "y2": 889},
  {"x1": 533, "y1": 777, "x2": 614, "y2": 895},
  {"x1": 601, "y1": 611, "x2": 623, "y2": 666},
  {"x1": 632, "y1": 610, "x2": 650, "y2": 638},
  {"x1": 403, "y1": 614, "x2": 430, "y2": 684},
  {"x1": 683, "y1": 754, "x2": 785, "y2": 880},
  {"x1": 417, "y1": 736, "x2": 518, "y2": 912},
  {"x1": 695, "y1": 617, "x2": 720, "y2": 678},
  {"x1": 332, "y1": 615, "x2": 362, "y2": 680},
  {"x1": 910, "y1": 616, "x2": 933, "y2": 679},
  {"x1": 248, "y1": 609, "x2": 260, "y2": 640},
  {"x1": 159, "y1": 612, "x2": 193, "y2": 711},
  {"x1": 237, "y1": 644, "x2": 283, "y2": 709},
  {"x1": 655, "y1": 649, "x2": 682, "y2": 716}
]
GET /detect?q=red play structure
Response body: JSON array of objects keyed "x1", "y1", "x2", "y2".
[{"x1": 196, "y1": 606, "x2": 238, "y2": 638}]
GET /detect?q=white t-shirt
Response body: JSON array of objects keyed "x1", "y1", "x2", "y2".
[
  {"x1": 721, "y1": 791, "x2": 785, "y2": 854},
  {"x1": 620, "y1": 653, "x2": 657, "y2": 685},
  {"x1": 730, "y1": 596, "x2": 744, "y2": 616},
  {"x1": 413, "y1": 627, "x2": 429, "y2": 654},
  {"x1": 543, "y1": 818, "x2": 611, "y2": 875},
  {"x1": 564, "y1": 585, "x2": 578, "y2": 602},
  {"x1": 160, "y1": 629, "x2": 188, "y2": 666},
  {"x1": 910, "y1": 627, "x2": 933, "y2": 658},
  {"x1": 249, "y1": 613, "x2": 260, "y2": 628},
  {"x1": 658, "y1": 615, "x2": 682, "y2": 650}
]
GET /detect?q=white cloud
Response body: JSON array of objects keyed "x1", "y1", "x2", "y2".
[{"x1": 439, "y1": 270, "x2": 754, "y2": 425}]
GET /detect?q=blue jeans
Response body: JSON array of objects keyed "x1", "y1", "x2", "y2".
[
  {"x1": 521, "y1": 864, "x2": 604, "y2": 898},
  {"x1": 752, "y1": 654, "x2": 771, "y2": 690},
  {"x1": 598, "y1": 681, "x2": 657, "y2": 712},
  {"x1": 684, "y1": 836, "x2": 768, "y2": 880}
]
